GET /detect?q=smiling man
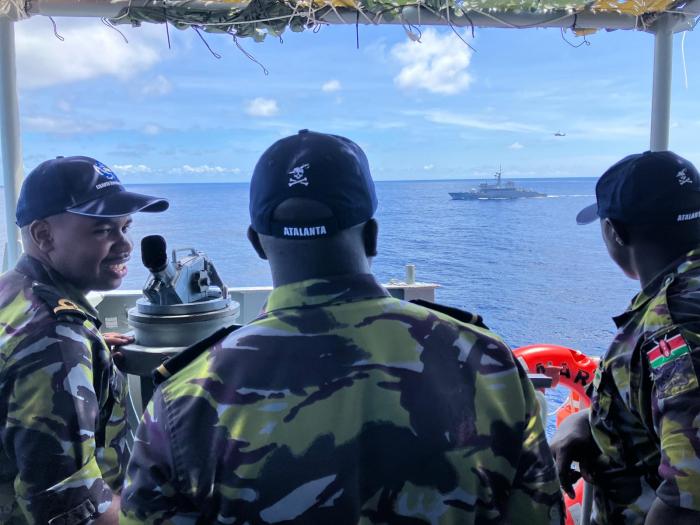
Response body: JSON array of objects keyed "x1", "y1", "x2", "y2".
[{"x1": 0, "y1": 156, "x2": 168, "y2": 524}]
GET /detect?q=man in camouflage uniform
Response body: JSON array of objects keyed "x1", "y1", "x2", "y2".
[
  {"x1": 121, "y1": 130, "x2": 564, "y2": 524},
  {"x1": 0, "y1": 156, "x2": 168, "y2": 524},
  {"x1": 552, "y1": 151, "x2": 700, "y2": 524}
]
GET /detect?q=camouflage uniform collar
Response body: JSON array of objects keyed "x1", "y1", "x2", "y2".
[
  {"x1": 15, "y1": 254, "x2": 100, "y2": 319},
  {"x1": 615, "y1": 247, "x2": 700, "y2": 326},
  {"x1": 265, "y1": 273, "x2": 391, "y2": 312}
]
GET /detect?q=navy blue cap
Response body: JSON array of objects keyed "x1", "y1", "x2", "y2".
[
  {"x1": 576, "y1": 151, "x2": 700, "y2": 226},
  {"x1": 249, "y1": 130, "x2": 377, "y2": 238},
  {"x1": 16, "y1": 156, "x2": 169, "y2": 227}
]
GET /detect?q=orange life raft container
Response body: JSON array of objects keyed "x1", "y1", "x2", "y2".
[{"x1": 513, "y1": 344, "x2": 599, "y2": 525}]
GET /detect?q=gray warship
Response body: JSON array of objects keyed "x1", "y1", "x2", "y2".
[{"x1": 449, "y1": 167, "x2": 547, "y2": 200}]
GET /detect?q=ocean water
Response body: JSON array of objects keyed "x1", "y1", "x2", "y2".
[
  {"x1": 0, "y1": 178, "x2": 639, "y2": 431},
  {"x1": 0, "y1": 177, "x2": 640, "y2": 357}
]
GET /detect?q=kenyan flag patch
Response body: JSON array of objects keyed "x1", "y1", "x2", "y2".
[
  {"x1": 646, "y1": 329, "x2": 699, "y2": 399},
  {"x1": 647, "y1": 333, "x2": 690, "y2": 369}
]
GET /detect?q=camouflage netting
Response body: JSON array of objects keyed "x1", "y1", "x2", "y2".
[
  {"x1": 0, "y1": 0, "x2": 26, "y2": 20},
  {"x1": 108, "y1": 0, "x2": 684, "y2": 41}
]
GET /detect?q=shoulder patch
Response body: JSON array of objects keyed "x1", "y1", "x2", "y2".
[
  {"x1": 410, "y1": 299, "x2": 489, "y2": 329},
  {"x1": 53, "y1": 298, "x2": 82, "y2": 315},
  {"x1": 644, "y1": 328, "x2": 698, "y2": 398},
  {"x1": 31, "y1": 282, "x2": 90, "y2": 323}
]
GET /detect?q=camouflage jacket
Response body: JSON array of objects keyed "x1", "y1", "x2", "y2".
[
  {"x1": 122, "y1": 273, "x2": 564, "y2": 524},
  {"x1": 589, "y1": 248, "x2": 700, "y2": 524},
  {"x1": 0, "y1": 255, "x2": 127, "y2": 524}
]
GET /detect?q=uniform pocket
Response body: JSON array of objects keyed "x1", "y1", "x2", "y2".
[{"x1": 592, "y1": 365, "x2": 613, "y2": 420}]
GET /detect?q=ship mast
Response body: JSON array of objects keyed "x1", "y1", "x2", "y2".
[{"x1": 495, "y1": 165, "x2": 502, "y2": 187}]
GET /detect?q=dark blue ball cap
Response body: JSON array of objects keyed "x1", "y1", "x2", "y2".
[
  {"x1": 249, "y1": 130, "x2": 377, "y2": 238},
  {"x1": 16, "y1": 156, "x2": 169, "y2": 227},
  {"x1": 576, "y1": 151, "x2": 700, "y2": 226}
]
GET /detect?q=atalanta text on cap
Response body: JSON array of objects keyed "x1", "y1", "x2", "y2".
[
  {"x1": 249, "y1": 129, "x2": 377, "y2": 239},
  {"x1": 16, "y1": 156, "x2": 169, "y2": 227},
  {"x1": 576, "y1": 151, "x2": 700, "y2": 226}
]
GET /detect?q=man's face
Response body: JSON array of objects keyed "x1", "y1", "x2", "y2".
[
  {"x1": 600, "y1": 218, "x2": 637, "y2": 280},
  {"x1": 46, "y1": 213, "x2": 133, "y2": 293}
]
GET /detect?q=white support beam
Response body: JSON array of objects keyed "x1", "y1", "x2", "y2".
[
  {"x1": 324, "y1": 8, "x2": 653, "y2": 30},
  {"x1": 0, "y1": 18, "x2": 23, "y2": 269},
  {"x1": 26, "y1": 0, "x2": 143, "y2": 18},
  {"x1": 649, "y1": 14, "x2": 678, "y2": 151},
  {"x1": 23, "y1": 0, "x2": 699, "y2": 32}
]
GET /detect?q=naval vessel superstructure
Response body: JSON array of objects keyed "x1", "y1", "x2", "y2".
[{"x1": 449, "y1": 167, "x2": 547, "y2": 200}]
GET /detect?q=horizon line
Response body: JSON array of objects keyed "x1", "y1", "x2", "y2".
[{"x1": 0, "y1": 175, "x2": 599, "y2": 188}]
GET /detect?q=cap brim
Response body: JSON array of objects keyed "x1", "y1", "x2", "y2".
[
  {"x1": 66, "y1": 190, "x2": 169, "y2": 218},
  {"x1": 575, "y1": 203, "x2": 599, "y2": 225}
]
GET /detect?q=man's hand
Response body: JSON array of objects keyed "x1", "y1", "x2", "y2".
[
  {"x1": 103, "y1": 332, "x2": 134, "y2": 348},
  {"x1": 102, "y1": 332, "x2": 133, "y2": 369},
  {"x1": 550, "y1": 408, "x2": 603, "y2": 498}
]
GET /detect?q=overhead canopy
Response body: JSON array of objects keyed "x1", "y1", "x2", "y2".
[{"x1": 3, "y1": 0, "x2": 698, "y2": 39}]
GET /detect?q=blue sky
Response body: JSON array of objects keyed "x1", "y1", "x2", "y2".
[{"x1": 7, "y1": 15, "x2": 700, "y2": 182}]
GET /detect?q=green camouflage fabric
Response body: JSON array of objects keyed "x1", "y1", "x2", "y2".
[
  {"x1": 122, "y1": 273, "x2": 564, "y2": 524},
  {"x1": 0, "y1": 255, "x2": 127, "y2": 524},
  {"x1": 589, "y1": 248, "x2": 700, "y2": 524}
]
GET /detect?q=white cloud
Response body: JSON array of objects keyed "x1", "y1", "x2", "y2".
[
  {"x1": 509, "y1": 142, "x2": 525, "y2": 149},
  {"x1": 415, "y1": 110, "x2": 546, "y2": 134},
  {"x1": 15, "y1": 18, "x2": 162, "y2": 89},
  {"x1": 571, "y1": 122, "x2": 647, "y2": 138},
  {"x1": 328, "y1": 118, "x2": 407, "y2": 131},
  {"x1": 171, "y1": 165, "x2": 241, "y2": 174},
  {"x1": 142, "y1": 75, "x2": 172, "y2": 96},
  {"x1": 391, "y1": 29, "x2": 474, "y2": 95},
  {"x1": 24, "y1": 116, "x2": 117, "y2": 134},
  {"x1": 375, "y1": 121, "x2": 407, "y2": 129},
  {"x1": 113, "y1": 164, "x2": 152, "y2": 174},
  {"x1": 560, "y1": 119, "x2": 648, "y2": 140},
  {"x1": 245, "y1": 97, "x2": 279, "y2": 117},
  {"x1": 423, "y1": 164, "x2": 434, "y2": 171},
  {"x1": 322, "y1": 80, "x2": 342, "y2": 92},
  {"x1": 142, "y1": 124, "x2": 162, "y2": 135},
  {"x1": 57, "y1": 99, "x2": 71, "y2": 112},
  {"x1": 363, "y1": 38, "x2": 389, "y2": 61}
]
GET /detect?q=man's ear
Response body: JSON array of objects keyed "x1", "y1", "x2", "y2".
[
  {"x1": 605, "y1": 218, "x2": 628, "y2": 246},
  {"x1": 28, "y1": 220, "x2": 54, "y2": 253},
  {"x1": 247, "y1": 226, "x2": 268, "y2": 260},
  {"x1": 363, "y1": 219, "x2": 378, "y2": 257}
]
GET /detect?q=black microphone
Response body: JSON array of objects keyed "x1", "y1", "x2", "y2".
[
  {"x1": 141, "y1": 235, "x2": 169, "y2": 273},
  {"x1": 141, "y1": 235, "x2": 177, "y2": 297}
]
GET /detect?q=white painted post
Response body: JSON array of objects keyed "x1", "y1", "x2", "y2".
[
  {"x1": 0, "y1": 17, "x2": 23, "y2": 270},
  {"x1": 649, "y1": 15, "x2": 676, "y2": 152},
  {"x1": 405, "y1": 264, "x2": 416, "y2": 284}
]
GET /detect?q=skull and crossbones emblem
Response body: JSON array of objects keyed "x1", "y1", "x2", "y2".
[
  {"x1": 288, "y1": 164, "x2": 310, "y2": 187},
  {"x1": 677, "y1": 168, "x2": 692, "y2": 186}
]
